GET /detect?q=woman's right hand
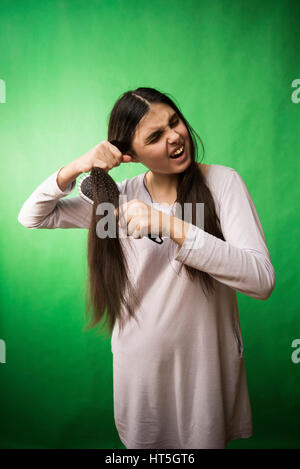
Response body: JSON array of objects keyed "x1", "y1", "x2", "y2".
[{"x1": 76, "y1": 140, "x2": 136, "y2": 174}]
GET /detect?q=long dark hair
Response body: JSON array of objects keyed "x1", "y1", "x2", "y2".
[{"x1": 85, "y1": 87, "x2": 225, "y2": 338}]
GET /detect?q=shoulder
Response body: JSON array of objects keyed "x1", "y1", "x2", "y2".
[
  {"x1": 114, "y1": 172, "x2": 146, "y2": 201},
  {"x1": 197, "y1": 163, "x2": 241, "y2": 208},
  {"x1": 197, "y1": 163, "x2": 237, "y2": 187},
  {"x1": 115, "y1": 172, "x2": 141, "y2": 191}
]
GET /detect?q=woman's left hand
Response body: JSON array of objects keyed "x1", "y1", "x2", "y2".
[{"x1": 114, "y1": 199, "x2": 170, "y2": 239}]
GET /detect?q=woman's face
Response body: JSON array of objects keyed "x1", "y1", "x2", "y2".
[{"x1": 129, "y1": 102, "x2": 191, "y2": 174}]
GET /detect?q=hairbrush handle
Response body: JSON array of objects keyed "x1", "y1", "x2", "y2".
[{"x1": 110, "y1": 139, "x2": 164, "y2": 245}]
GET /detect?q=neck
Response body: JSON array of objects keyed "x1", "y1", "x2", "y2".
[
  {"x1": 149, "y1": 171, "x2": 179, "y2": 194},
  {"x1": 146, "y1": 171, "x2": 179, "y2": 205}
]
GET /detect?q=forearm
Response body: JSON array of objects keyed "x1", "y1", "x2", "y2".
[
  {"x1": 17, "y1": 167, "x2": 83, "y2": 229},
  {"x1": 56, "y1": 158, "x2": 82, "y2": 192},
  {"x1": 160, "y1": 209, "x2": 275, "y2": 301},
  {"x1": 161, "y1": 213, "x2": 191, "y2": 247},
  {"x1": 172, "y1": 223, "x2": 275, "y2": 300}
]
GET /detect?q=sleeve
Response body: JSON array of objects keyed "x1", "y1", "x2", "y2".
[
  {"x1": 174, "y1": 169, "x2": 276, "y2": 300},
  {"x1": 17, "y1": 167, "x2": 125, "y2": 229}
]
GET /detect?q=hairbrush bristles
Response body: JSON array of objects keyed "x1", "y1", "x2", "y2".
[
  {"x1": 78, "y1": 173, "x2": 94, "y2": 204},
  {"x1": 91, "y1": 167, "x2": 120, "y2": 206}
]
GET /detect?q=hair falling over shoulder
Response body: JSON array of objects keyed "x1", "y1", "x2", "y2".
[{"x1": 83, "y1": 167, "x2": 142, "y2": 339}]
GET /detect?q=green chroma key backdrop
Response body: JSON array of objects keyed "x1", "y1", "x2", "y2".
[{"x1": 0, "y1": 0, "x2": 299, "y2": 449}]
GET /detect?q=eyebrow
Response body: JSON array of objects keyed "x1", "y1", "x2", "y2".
[{"x1": 144, "y1": 112, "x2": 178, "y2": 144}]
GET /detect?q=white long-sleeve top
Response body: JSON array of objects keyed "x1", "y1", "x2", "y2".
[{"x1": 18, "y1": 164, "x2": 275, "y2": 449}]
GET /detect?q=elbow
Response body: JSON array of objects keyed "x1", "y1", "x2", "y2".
[
  {"x1": 257, "y1": 261, "x2": 276, "y2": 301},
  {"x1": 259, "y1": 281, "x2": 275, "y2": 300},
  {"x1": 17, "y1": 212, "x2": 38, "y2": 229},
  {"x1": 244, "y1": 255, "x2": 276, "y2": 300},
  {"x1": 17, "y1": 212, "x2": 30, "y2": 228}
]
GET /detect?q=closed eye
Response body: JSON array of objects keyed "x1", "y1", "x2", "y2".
[{"x1": 149, "y1": 118, "x2": 179, "y2": 144}]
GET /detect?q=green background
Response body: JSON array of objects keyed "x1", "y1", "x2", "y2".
[{"x1": 0, "y1": 0, "x2": 299, "y2": 449}]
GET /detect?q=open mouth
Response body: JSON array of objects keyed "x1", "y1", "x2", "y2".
[{"x1": 169, "y1": 145, "x2": 184, "y2": 159}]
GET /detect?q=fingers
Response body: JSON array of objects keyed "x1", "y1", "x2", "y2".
[
  {"x1": 93, "y1": 159, "x2": 110, "y2": 171},
  {"x1": 108, "y1": 142, "x2": 124, "y2": 167},
  {"x1": 128, "y1": 218, "x2": 140, "y2": 238},
  {"x1": 115, "y1": 202, "x2": 134, "y2": 236},
  {"x1": 108, "y1": 141, "x2": 138, "y2": 164},
  {"x1": 115, "y1": 200, "x2": 150, "y2": 239},
  {"x1": 117, "y1": 202, "x2": 128, "y2": 228}
]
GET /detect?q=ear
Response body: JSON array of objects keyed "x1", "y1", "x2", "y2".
[{"x1": 125, "y1": 152, "x2": 139, "y2": 162}]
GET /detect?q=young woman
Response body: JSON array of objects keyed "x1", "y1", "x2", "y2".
[{"x1": 18, "y1": 87, "x2": 275, "y2": 449}]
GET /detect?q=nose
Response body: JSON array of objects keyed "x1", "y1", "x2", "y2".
[{"x1": 167, "y1": 128, "x2": 181, "y2": 144}]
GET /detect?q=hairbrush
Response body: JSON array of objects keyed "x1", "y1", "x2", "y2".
[{"x1": 78, "y1": 139, "x2": 163, "y2": 244}]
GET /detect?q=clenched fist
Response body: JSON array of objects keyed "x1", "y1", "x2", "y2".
[{"x1": 115, "y1": 199, "x2": 171, "y2": 239}]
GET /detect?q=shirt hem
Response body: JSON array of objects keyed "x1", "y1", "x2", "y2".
[{"x1": 118, "y1": 429, "x2": 253, "y2": 450}]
